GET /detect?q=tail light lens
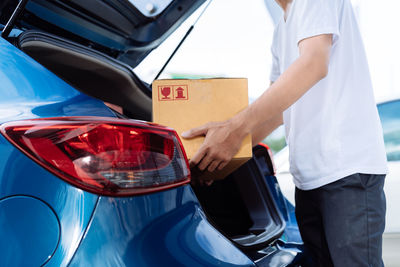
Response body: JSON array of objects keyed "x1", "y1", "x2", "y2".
[{"x1": 0, "y1": 117, "x2": 190, "y2": 196}]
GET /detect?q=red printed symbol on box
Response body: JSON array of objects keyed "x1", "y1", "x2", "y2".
[
  {"x1": 174, "y1": 86, "x2": 188, "y2": 100},
  {"x1": 159, "y1": 85, "x2": 188, "y2": 101},
  {"x1": 160, "y1": 86, "x2": 172, "y2": 100}
]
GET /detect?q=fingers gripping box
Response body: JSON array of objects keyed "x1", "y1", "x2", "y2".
[{"x1": 152, "y1": 78, "x2": 252, "y2": 181}]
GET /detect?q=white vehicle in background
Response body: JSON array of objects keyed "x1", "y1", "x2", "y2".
[{"x1": 272, "y1": 98, "x2": 400, "y2": 234}]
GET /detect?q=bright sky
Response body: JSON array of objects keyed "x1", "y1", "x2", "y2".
[
  {"x1": 351, "y1": 0, "x2": 400, "y2": 101},
  {"x1": 134, "y1": 0, "x2": 400, "y2": 103}
]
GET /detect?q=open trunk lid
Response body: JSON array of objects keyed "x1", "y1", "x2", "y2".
[{"x1": 1, "y1": 0, "x2": 205, "y2": 67}]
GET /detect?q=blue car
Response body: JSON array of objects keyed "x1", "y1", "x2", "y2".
[{"x1": 0, "y1": 0, "x2": 306, "y2": 266}]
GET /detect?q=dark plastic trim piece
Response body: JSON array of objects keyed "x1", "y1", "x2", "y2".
[{"x1": 193, "y1": 145, "x2": 286, "y2": 252}]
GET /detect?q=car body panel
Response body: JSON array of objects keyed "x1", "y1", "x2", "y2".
[
  {"x1": 0, "y1": 36, "x2": 114, "y2": 122},
  {"x1": 69, "y1": 186, "x2": 255, "y2": 267},
  {"x1": 0, "y1": 36, "x2": 105, "y2": 266},
  {"x1": 0, "y1": 133, "x2": 99, "y2": 267},
  {"x1": 0, "y1": 195, "x2": 60, "y2": 266}
]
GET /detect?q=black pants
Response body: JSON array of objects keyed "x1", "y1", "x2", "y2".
[{"x1": 295, "y1": 173, "x2": 386, "y2": 267}]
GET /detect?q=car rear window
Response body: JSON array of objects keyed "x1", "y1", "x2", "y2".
[
  {"x1": 378, "y1": 100, "x2": 400, "y2": 161},
  {"x1": 129, "y1": 0, "x2": 174, "y2": 17}
]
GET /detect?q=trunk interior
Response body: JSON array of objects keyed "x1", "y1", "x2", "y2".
[
  {"x1": 193, "y1": 145, "x2": 286, "y2": 251},
  {"x1": 18, "y1": 30, "x2": 286, "y2": 259}
]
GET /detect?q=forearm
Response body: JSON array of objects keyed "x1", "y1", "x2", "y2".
[
  {"x1": 251, "y1": 112, "x2": 283, "y2": 145},
  {"x1": 234, "y1": 36, "x2": 332, "y2": 137},
  {"x1": 232, "y1": 54, "x2": 328, "y2": 139}
]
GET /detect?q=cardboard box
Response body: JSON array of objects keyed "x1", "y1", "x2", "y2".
[{"x1": 152, "y1": 78, "x2": 252, "y2": 181}]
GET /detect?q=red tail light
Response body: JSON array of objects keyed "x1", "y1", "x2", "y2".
[{"x1": 0, "y1": 117, "x2": 190, "y2": 196}]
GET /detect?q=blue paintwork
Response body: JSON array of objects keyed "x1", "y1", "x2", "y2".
[
  {"x1": 0, "y1": 133, "x2": 98, "y2": 266},
  {"x1": 0, "y1": 36, "x2": 108, "y2": 266},
  {"x1": 69, "y1": 186, "x2": 254, "y2": 267},
  {"x1": 0, "y1": 195, "x2": 60, "y2": 266},
  {"x1": 0, "y1": 37, "x2": 114, "y2": 123}
]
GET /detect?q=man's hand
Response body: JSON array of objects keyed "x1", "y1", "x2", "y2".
[{"x1": 181, "y1": 120, "x2": 246, "y2": 172}]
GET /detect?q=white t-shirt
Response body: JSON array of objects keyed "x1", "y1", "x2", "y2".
[{"x1": 270, "y1": 0, "x2": 388, "y2": 190}]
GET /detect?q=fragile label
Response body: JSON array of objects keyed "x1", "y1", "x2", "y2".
[{"x1": 158, "y1": 85, "x2": 189, "y2": 101}]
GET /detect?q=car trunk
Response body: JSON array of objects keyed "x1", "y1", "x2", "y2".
[
  {"x1": 2, "y1": 0, "x2": 205, "y2": 67},
  {"x1": 192, "y1": 145, "x2": 286, "y2": 251},
  {"x1": 17, "y1": 31, "x2": 286, "y2": 260}
]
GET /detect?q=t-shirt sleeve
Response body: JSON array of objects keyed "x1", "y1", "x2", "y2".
[
  {"x1": 270, "y1": 45, "x2": 280, "y2": 82},
  {"x1": 294, "y1": 0, "x2": 341, "y2": 45}
]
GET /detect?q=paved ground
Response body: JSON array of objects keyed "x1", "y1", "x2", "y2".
[{"x1": 383, "y1": 233, "x2": 400, "y2": 267}]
